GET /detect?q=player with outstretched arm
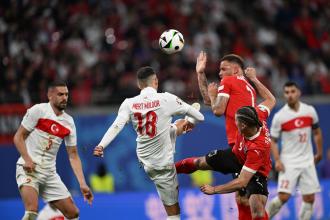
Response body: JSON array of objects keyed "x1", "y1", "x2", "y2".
[
  {"x1": 199, "y1": 68, "x2": 276, "y2": 220},
  {"x1": 93, "y1": 66, "x2": 204, "y2": 220}
]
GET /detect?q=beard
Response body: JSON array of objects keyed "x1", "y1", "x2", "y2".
[{"x1": 56, "y1": 102, "x2": 67, "y2": 111}]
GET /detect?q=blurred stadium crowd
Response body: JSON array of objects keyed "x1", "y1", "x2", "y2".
[{"x1": 0, "y1": 0, "x2": 329, "y2": 106}]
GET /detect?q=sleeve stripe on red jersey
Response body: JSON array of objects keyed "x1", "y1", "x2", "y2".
[
  {"x1": 258, "y1": 104, "x2": 270, "y2": 116},
  {"x1": 217, "y1": 93, "x2": 230, "y2": 98},
  {"x1": 242, "y1": 165, "x2": 257, "y2": 174}
]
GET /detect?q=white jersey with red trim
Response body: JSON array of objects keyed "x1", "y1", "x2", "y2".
[
  {"x1": 270, "y1": 102, "x2": 318, "y2": 168},
  {"x1": 112, "y1": 87, "x2": 203, "y2": 168},
  {"x1": 17, "y1": 103, "x2": 77, "y2": 170}
]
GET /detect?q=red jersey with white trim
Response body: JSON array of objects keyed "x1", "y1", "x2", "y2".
[
  {"x1": 270, "y1": 102, "x2": 318, "y2": 168},
  {"x1": 17, "y1": 103, "x2": 77, "y2": 170},
  {"x1": 232, "y1": 105, "x2": 272, "y2": 177},
  {"x1": 218, "y1": 75, "x2": 257, "y2": 145}
]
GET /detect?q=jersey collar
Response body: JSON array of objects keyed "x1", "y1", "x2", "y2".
[
  {"x1": 285, "y1": 101, "x2": 301, "y2": 112},
  {"x1": 140, "y1": 87, "x2": 157, "y2": 95},
  {"x1": 48, "y1": 102, "x2": 64, "y2": 117},
  {"x1": 246, "y1": 127, "x2": 262, "y2": 140}
]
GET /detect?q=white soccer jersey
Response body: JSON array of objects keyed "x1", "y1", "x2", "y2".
[
  {"x1": 99, "y1": 87, "x2": 204, "y2": 168},
  {"x1": 270, "y1": 102, "x2": 318, "y2": 168},
  {"x1": 17, "y1": 103, "x2": 77, "y2": 170}
]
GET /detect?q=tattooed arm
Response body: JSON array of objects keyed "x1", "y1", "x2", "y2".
[{"x1": 196, "y1": 51, "x2": 211, "y2": 106}]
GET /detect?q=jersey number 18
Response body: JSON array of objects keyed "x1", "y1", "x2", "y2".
[{"x1": 134, "y1": 111, "x2": 158, "y2": 138}]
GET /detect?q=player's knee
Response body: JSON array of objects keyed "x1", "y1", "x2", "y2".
[
  {"x1": 63, "y1": 207, "x2": 79, "y2": 219},
  {"x1": 278, "y1": 193, "x2": 290, "y2": 204},
  {"x1": 251, "y1": 209, "x2": 266, "y2": 219},
  {"x1": 302, "y1": 194, "x2": 315, "y2": 203},
  {"x1": 235, "y1": 194, "x2": 249, "y2": 206},
  {"x1": 195, "y1": 157, "x2": 207, "y2": 169},
  {"x1": 195, "y1": 157, "x2": 202, "y2": 168},
  {"x1": 250, "y1": 203, "x2": 265, "y2": 218}
]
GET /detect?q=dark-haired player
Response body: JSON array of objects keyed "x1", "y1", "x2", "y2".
[
  {"x1": 14, "y1": 81, "x2": 93, "y2": 220},
  {"x1": 200, "y1": 68, "x2": 276, "y2": 220},
  {"x1": 175, "y1": 52, "x2": 257, "y2": 219},
  {"x1": 267, "y1": 82, "x2": 323, "y2": 220},
  {"x1": 93, "y1": 66, "x2": 204, "y2": 220}
]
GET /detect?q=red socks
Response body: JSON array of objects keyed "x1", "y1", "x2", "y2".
[
  {"x1": 237, "y1": 202, "x2": 252, "y2": 220},
  {"x1": 175, "y1": 157, "x2": 197, "y2": 174},
  {"x1": 237, "y1": 202, "x2": 268, "y2": 220}
]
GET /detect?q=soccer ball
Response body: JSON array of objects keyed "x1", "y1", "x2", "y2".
[{"x1": 159, "y1": 29, "x2": 184, "y2": 54}]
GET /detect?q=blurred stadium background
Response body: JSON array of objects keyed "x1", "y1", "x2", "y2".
[{"x1": 0, "y1": 0, "x2": 329, "y2": 219}]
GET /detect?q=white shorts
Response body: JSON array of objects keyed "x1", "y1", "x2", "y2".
[
  {"x1": 16, "y1": 164, "x2": 71, "y2": 202},
  {"x1": 277, "y1": 164, "x2": 321, "y2": 195},
  {"x1": 144, "y1": 164, "x2": 178, "y2": 206}
]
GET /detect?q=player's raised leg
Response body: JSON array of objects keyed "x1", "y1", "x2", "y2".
[
  {"x1": 20, "y1": 186, "x2": 39, "y2": 220},
  {"x1": 175, "y1": 156, "x2": 212, "y2": 174}
]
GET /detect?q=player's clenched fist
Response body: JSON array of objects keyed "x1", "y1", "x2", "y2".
[
  {"x1": 93, "y1": 146, "x2": 104, "y2": 157},
  {"x1": 23, "y1": 157, "x2": 36, "y2": 173},
  {"x1": 244, "y1": 67, "x2": 257, "y2": 79},
  {"x1": 200, "y1": 184, "x2": 216, "y2": 195},
  {"x1": 207, "y1": 82, "x2": 218, "y2": 99}
]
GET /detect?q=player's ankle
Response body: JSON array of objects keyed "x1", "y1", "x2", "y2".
[{"x1": 22, "y1": 211, "x2": 38, "y2": 220}]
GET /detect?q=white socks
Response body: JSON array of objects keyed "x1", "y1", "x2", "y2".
[
  {"x1": 22, "y1": 211, "x2": 38, "y2": 220},
  {"x1": 267, "y1": 196, "x2": 283, "y2": 218},
  {"x1": 299, "y1": 202, "x2": 313, "y2": 220},
  {"x1": 167, "y1": 214, "x2": 180, "y2": 220}
]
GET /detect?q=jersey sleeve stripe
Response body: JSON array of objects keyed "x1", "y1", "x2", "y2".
[
  {"x1": 258, "y1": 104, "x2": 270, "y2": 115},
  {"x1": 217, "y1": 93, "x2": 230, "y2": 98},
  {"x1": 242, "y1": 165, "x2": 257, "y2": 174}
]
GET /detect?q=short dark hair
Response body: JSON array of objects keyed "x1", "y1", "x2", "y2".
[
  {"x1": 137, "y1": 66, "x2": 156, "y2": 80},
  {"x1": 48, "y1": 80, "x2": 67, "y2": 89},
  {"x1": 221, "y1": 54, "x2": 245, "y2": 70},
  {"x1": 284, "y1": 81, "x2": 300, "y2": 90},
  {"x1": 236, "y1": 106, "x2": 262, "y2": 128}
]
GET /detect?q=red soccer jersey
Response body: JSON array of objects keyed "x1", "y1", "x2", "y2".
[
  {"x1": 218, "y1": 75, "x2": 257, "y2": 145},
  {"x1": 232, "y1": 105, "x2": 272, "y2": 177}
]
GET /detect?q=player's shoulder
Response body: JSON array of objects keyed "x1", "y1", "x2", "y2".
[
  {"x1": 62, "y1": 111, "x2": 75, "y2": 124},
  {"x1": 273, "y1": 104, "x2": 288, "y2": 117},
  {"x1": 300, "y1": 102, "x2": 315, "y2": 111},
  {"x1": 222, "y1": 75, "x2": 237, "y2": 82},
  {"x1": 30, "y1": 102, "x2": 47, "y2": 110},
  {"x1": 163, "y1": 92, "x2": 177, "y2": 98},
  {"x1": 27, "y1": 103, "x2": 48, "y2": 115}
]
